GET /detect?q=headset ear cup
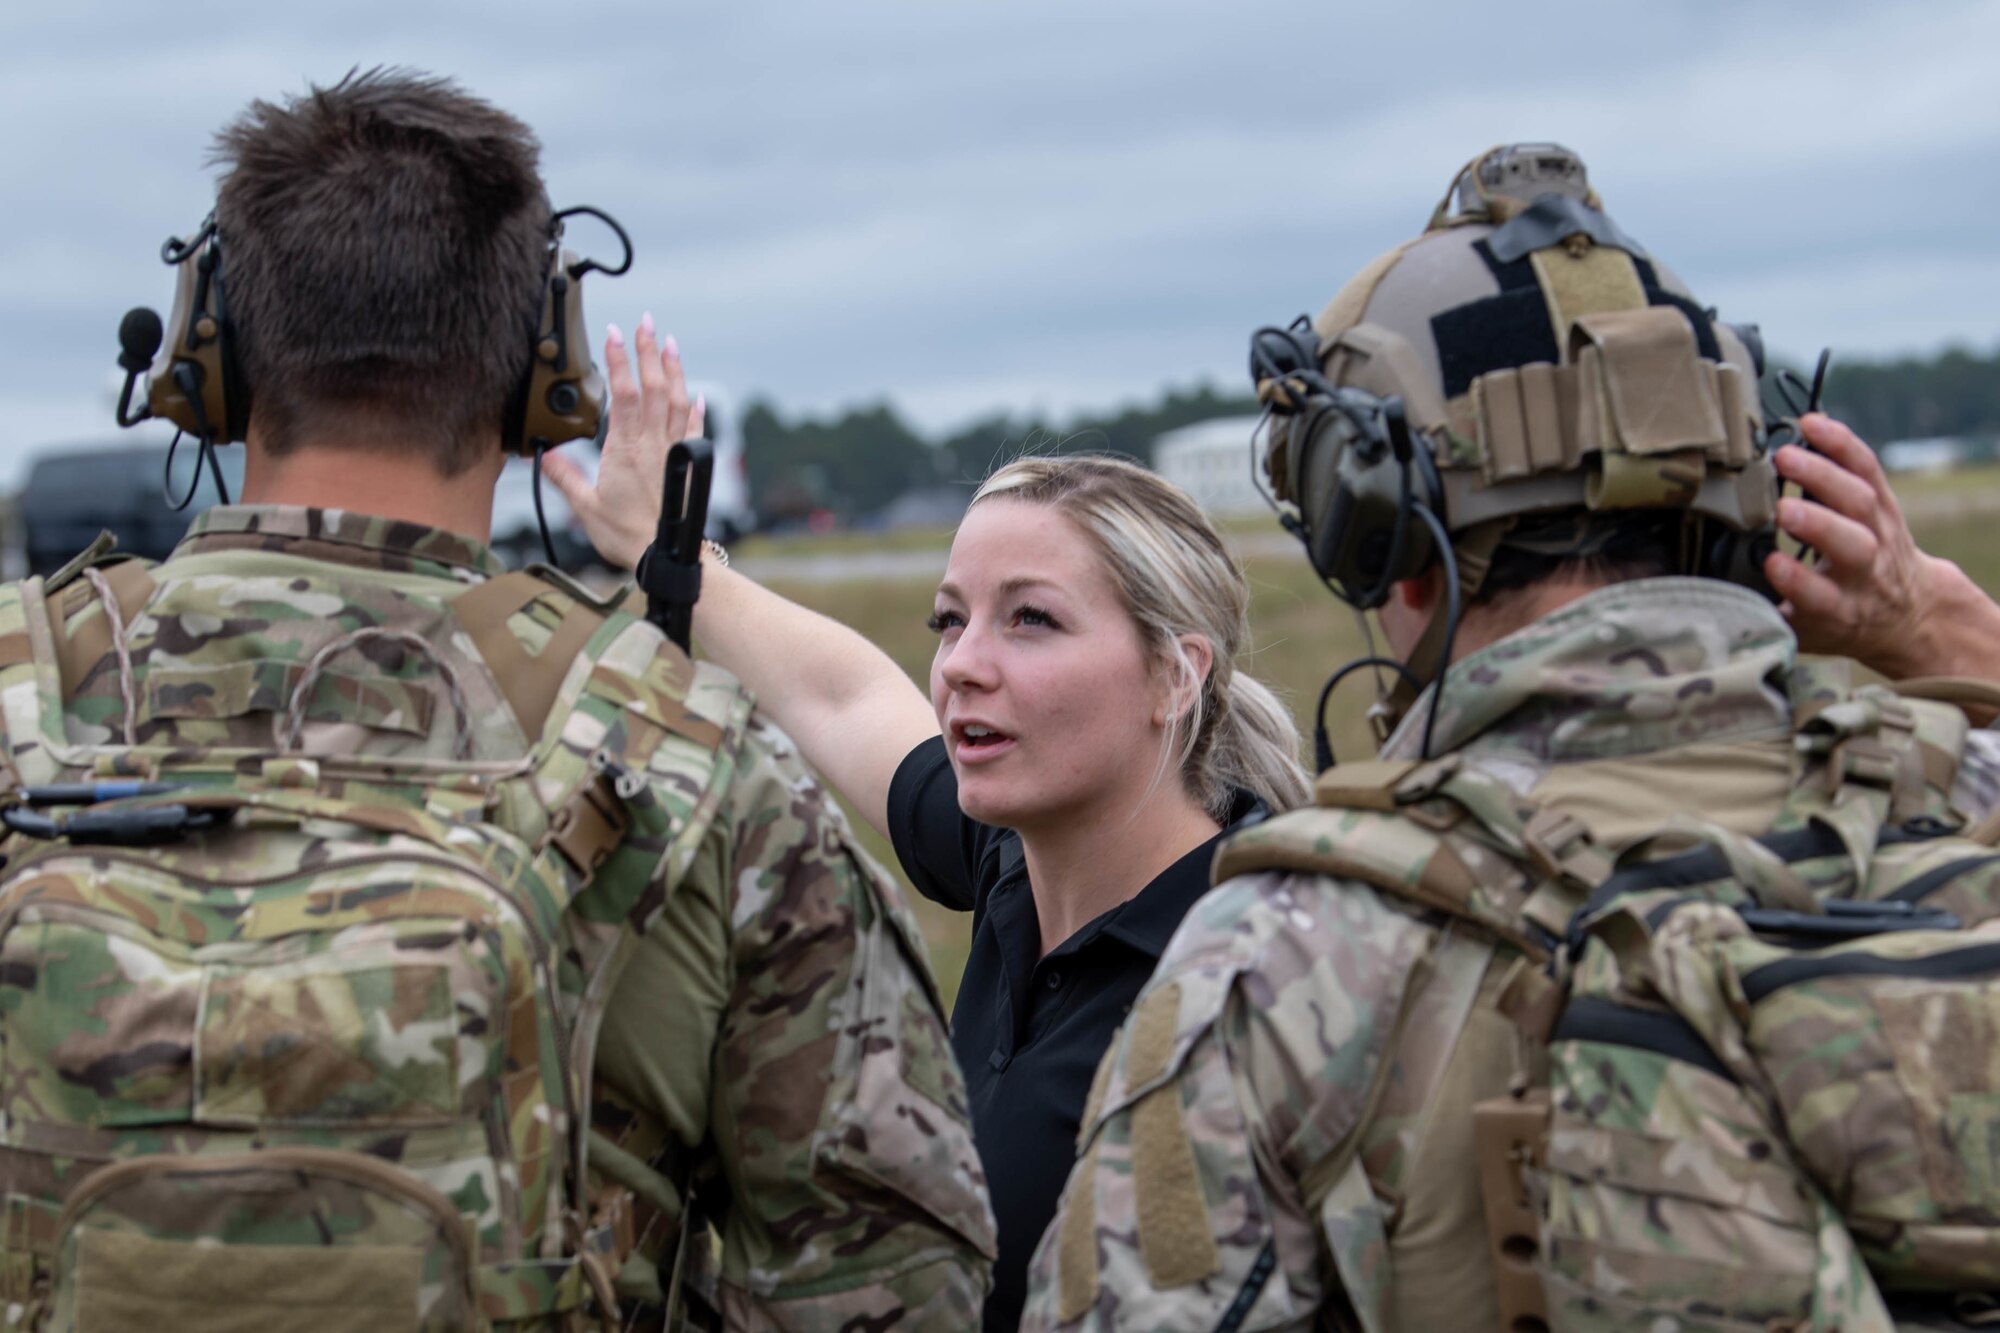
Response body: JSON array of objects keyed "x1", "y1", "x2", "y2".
[
  {"x1": 211, "y1": 253, "x2": 251, "y2": 442},
  {"x1": 1287, "y1": 401, "x2": 1438, "y2": 607},
  {"x1": 511, "y1": 247, "x2": 605, "y2": 456},
  {"x1": 146, "y1": 233, "x2": 240, "y2": 444}
]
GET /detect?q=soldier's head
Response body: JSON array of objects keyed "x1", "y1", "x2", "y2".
[
  {"x1": 1254, "y1": 143, "x2": 1775, "y2": 683},
  {"x1": 211, "y1": 68, "x2": 551, "y2": 477}
]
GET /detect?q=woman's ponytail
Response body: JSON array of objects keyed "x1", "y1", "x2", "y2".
[{"x1": 1205, "y1": 671, "x2": 1311, "y2": 816}]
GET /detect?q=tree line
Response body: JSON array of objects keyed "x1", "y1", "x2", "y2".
[
  {"x1": 1817, "y1": 345, "x2": 2000, "y2": 449},
  {"x1": 741, "y1": 341, "x2": 2000, "y2": 523},
  {"x1": 741, "y1": 385, "x2": 1257, "y2": 522}
]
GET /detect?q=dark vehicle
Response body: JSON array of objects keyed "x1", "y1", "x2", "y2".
[{"x1": 18, "y1": 442, "x2": 241, "y2": 576}]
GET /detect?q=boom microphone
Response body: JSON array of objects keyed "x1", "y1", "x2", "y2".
[
  {"x1": 115, "y1": 306, "x2": 165, "y2": 427},
  {"x1": 119, "y1": 307, "x2": 163, "y2": 373}
]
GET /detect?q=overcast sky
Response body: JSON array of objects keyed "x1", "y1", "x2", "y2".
[{"x1": 3, "y1": 0, "x2": 1995, "y2": 486}]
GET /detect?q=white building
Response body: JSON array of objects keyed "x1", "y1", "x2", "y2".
[
  {"x1": 1877, "y1": 436, "x2": 1967, "y2": 474},
  {"x1": 1152, "y1": 415, "x2": 1268, "y2": 516}
]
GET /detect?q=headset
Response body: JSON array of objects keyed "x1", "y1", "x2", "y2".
[
  {"x1": 1249, "y1": 316, "x2": 1441, "y2": 609},
  {"x1": 1249, "y1": 317, "x2": 1461, "y2": 765},
  {"x1": 115, "y1": 205, "x2": 632, "y2": 511}
]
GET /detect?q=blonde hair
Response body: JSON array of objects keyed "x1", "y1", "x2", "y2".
[{"x1": 971, "y1": 453, "x2": 1311, "y2": 819}]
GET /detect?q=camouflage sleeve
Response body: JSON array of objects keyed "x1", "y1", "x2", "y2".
[
  {"x1": 1954, "y1": 727, "x2": 2000, "y2": 821},
  {"x1": 708, "y1": 714, "x2": 996, "y2": 1330},
  {"x1": 1020, "y1": 872, "x2": 1438, "y2": 1332}
]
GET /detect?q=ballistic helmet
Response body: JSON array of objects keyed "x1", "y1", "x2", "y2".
[{"x1": 1256, "y1": 144, "x2": 1776, "y2": 614}]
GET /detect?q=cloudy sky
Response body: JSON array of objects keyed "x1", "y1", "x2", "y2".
[{"x1": 3, "y1": 0, "x2": 1995, "y2": 485}]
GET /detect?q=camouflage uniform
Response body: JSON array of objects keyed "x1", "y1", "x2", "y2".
[
  {"x1": 1020, "y1": 577, "x2": 2000, "y2": 1332},
  {"x1": 1, "y1": 506, "x2": 995, "y2": 1330}
]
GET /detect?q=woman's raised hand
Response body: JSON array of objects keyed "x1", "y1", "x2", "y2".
[{"x1": 539, "y1": 313, "x2": 706, "y2": 570}]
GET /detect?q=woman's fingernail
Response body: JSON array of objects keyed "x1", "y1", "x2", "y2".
[
  {"x1": 693, "y1": 392, "x2": 705, "y2": 415},
  {"x1": 639, "y1": 311, "x2": 655, "y2": 338},
  {"x1": 606, "y1": 323, "x2": 624, "y2": 348},
  {"x1": 664, "y1": 334, "x2": 680, "y2": 361}
]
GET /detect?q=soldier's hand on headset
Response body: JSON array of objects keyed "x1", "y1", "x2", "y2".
[
  {"x1": 540, "y1": 313, "x2": 705, "y2": 570},
  {"x1": 1766, "y1": 413, "x2": 1998, "y2": 684}
]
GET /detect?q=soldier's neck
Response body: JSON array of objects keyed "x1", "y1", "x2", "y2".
[
  {"x1": 1446, "y1": 574, "x2": 1612, "y2": 662},
  {"x1": 240, "y1": 432, "x2": 505, "y2": 543}
]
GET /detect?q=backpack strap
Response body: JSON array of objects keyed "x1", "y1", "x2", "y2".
[
  {"x1": 1894, "y1": 675, "x2": 2000, "y2": 727},
  {"x1": 1219, "y1": 756, "x2": 1611, "y2": 961},
  {"x1": 1780, "y1": 683, "x2": 1970, "y2": 897},
  {"x1": 449, "y1": 569, "x2": 610, "y2": 743},
  {"x1": 1472, "y1": 1089, "x2": 1552, "y2": 1333},
  {"x1": 43, "y1": 557, "x2": 155, "y2": 702}
]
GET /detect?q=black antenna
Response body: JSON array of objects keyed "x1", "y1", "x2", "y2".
[{"x1": 639, "y1": 439, "x2": 715, "y2": 651}]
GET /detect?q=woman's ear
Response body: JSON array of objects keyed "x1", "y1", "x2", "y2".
[{"x1": 1154, "y1": 634, "x2": 1215, "y2": 727}]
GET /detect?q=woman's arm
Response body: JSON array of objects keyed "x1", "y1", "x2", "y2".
[
  {"x1": 692, "y1": 555, "x2": 938, "y2": 839},
  {"x1": 540, "y1": 315, "x2": 937, "y2": 840}
]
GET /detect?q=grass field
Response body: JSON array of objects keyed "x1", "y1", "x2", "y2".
[{"x1": 758, "y1": 484, "x2": 2000, "y2": 1009}]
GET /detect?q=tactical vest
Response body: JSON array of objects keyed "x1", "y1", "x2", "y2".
[
  {"x1": 0, "y1": 549, "x2": 746, "y2": 1332},
  {"x1": 1211, "y1": 662, "x2": 2000, "y2": 1333}
]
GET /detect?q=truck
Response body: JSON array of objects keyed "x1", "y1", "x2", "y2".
[{"x1": 13, "y1": 440, "x2": 241, "y2": 576}]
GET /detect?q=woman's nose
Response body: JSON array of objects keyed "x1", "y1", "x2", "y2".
[{"x1": 939, "y1": 623, "x2": 998, "y2": 692}]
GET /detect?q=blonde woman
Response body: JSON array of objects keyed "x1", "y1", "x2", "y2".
[{"x1": 545, "y1": 320, "x2": 1311, "y2": 1332}]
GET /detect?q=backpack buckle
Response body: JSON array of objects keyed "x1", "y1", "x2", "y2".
[
  {"x1": 547, "y1": 763, "x2": 632, "y2": 887},
  {"x1": 1521, "y1": 808, "x2": 1612, "y2": 891}
]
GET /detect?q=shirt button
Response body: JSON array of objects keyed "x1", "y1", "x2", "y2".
[{"x1": 1045, "y1": 972, "x2": 1063, "y2": 990}]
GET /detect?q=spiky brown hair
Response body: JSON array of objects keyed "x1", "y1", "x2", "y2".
[{"x1": 213, "y1": 67, "x2": 550, "y2": 473}]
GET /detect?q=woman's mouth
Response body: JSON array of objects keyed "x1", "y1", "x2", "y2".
[{"x1": 952, "y1": 721, "x2": 1016, "y2": 763}]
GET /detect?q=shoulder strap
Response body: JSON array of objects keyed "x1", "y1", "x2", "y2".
[
  {"x1": 42, "y1": 558, "x2": 155, "y2": 701},
  {"x1": 1221, "y1": 755, "x2": 1618, "y2": 959},
  {"x1": 450, "y1": 569, "x2": 606, "y2": 742},
  {"x1": 532, "y1": 624, "x2": 744, "y2": 907},
  {"x1": 1893, "y1": 675, "x2": 2000, "y2": 731}
]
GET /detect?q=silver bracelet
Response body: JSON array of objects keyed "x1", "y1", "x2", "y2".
[{"x1": 701, "y1": 538, "x2": 730, "y2": 569}]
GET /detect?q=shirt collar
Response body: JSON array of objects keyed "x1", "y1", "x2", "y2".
[
  {"x1": 1382, "y1": 576, "x2": 1796, "y2": 763},
  {"x1": 1099, "y1": 788, "x2": 1269, "y2": 958},
  {"x1": 176, "y1": 505, "x2": 507, "y2": 582}
]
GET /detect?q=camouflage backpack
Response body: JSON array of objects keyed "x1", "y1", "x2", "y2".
[
  {"x1": 1214, "y1": 664, "x2": 2000, "y2": 1332},
  {"x1": 0, "y1": 553, "x2": 747, "y2": 1333}
]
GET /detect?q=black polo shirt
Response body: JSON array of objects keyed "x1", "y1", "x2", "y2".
[{"x1": 887, "y1": 736, "x2": 1266, "y2": 1333}]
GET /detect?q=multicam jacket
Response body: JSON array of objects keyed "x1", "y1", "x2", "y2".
[
  {"x1": 0, "y1": 506, "x2": 995, "y2": 1330},
  {"x1": 1020, "y1": 576, "x2": 2000, "y2": 1332}
]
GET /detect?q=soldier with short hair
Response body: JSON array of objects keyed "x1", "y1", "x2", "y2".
[
  {"x1": 1021, "y1": 145, "x2": 2000, "y2": 1332},
  {"x1": 0, "y1": 69, "x2": 992, "y2": 1331}
]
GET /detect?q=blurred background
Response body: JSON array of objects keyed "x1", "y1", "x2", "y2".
[{"x1": 4, "y1": 0, "x2": 1999, "y2": 994}]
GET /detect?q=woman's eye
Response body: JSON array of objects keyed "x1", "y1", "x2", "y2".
[
  {"x1": 1014, "y1": 604, "x2": 1059, "y2": 629},
  {"x1": 926, "y1": 609, "x2": 963, "y2": 633}
]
